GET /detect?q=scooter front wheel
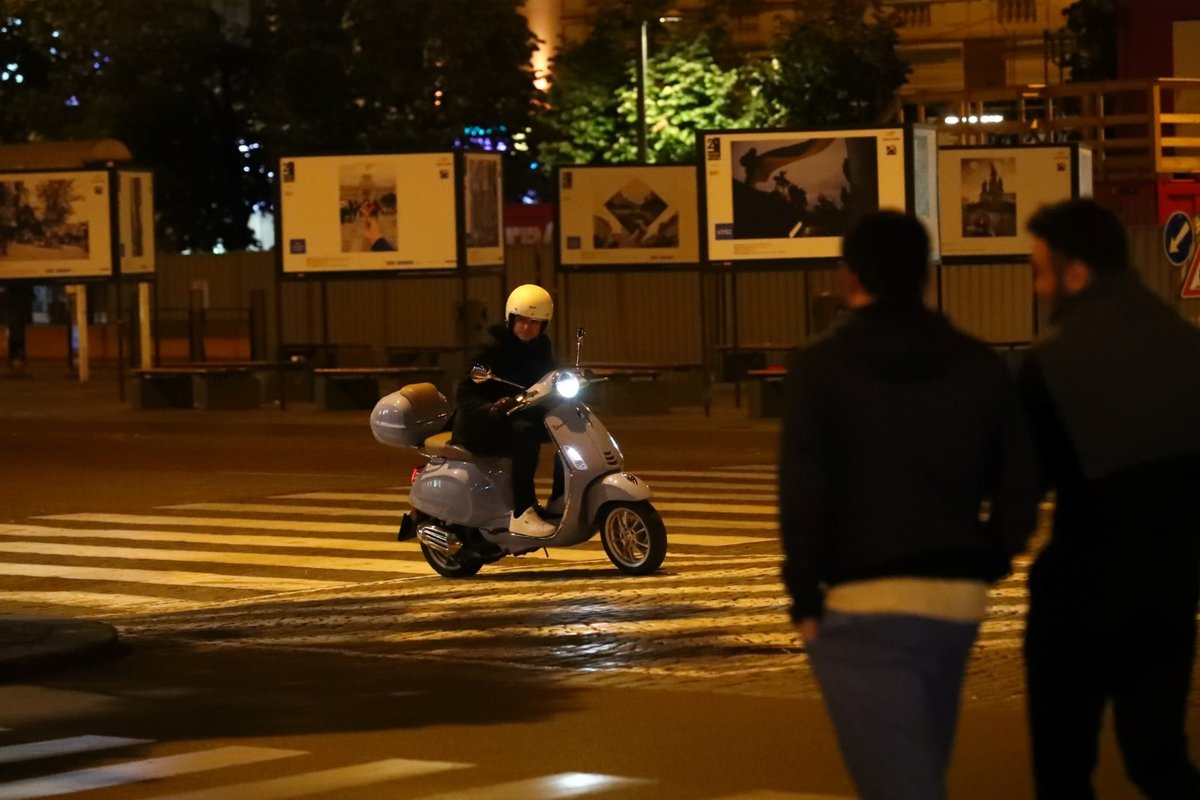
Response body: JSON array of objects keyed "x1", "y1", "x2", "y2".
[
  {"x1": 420, "y1": 543, "x2": 484, "y2": 578},
  {"x1": 599, "y1": 501, "x2": 667, "y2": 575}
]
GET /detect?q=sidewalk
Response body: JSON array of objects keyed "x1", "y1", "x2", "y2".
[{"x1": 0, "y1": 361, "x2": 775, "y2": 680}]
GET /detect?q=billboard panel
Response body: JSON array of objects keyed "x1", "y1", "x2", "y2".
[
  {"x1": 280, "y1": 153, "x2": 458, "y2": 274},
  {"x1": 702, "y1": 127, "x2": 909, "y2": 263},
  {"x1": 0, "y1": 170, "x2": 113, "y2": 279},
  {"x1": 558, "y1": 165, "x2": 700, "y2": 268}
]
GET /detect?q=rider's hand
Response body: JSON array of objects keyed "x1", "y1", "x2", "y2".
[{"x1": 490, "y1": 396, "x2": 519, "y2": 417}]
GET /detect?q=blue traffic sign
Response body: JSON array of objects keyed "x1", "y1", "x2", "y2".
[{"x1": 1164, "y1": 211, "x2": 1194, "y2": 267}]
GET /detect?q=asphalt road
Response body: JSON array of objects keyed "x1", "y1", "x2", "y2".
[{"x1": 0, "y1": 378, "x2": 1194, "y2": 798}]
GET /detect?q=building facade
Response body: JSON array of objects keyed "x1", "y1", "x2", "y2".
[{"x1": 521, "y1": 0, "x2": 1078, "y2": 93}]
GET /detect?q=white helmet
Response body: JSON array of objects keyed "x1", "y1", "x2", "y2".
[{"x1": 505, "y1": 284, "x2": 553, "y2": 322}]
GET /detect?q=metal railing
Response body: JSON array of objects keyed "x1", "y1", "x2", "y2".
[{"x1": 902, "y1": 77, "x2": 1200, "y2": 181}]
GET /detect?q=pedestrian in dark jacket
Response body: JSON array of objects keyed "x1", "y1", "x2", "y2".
[
  {"x1": 451, "y1": 284, "x2": 564, "y2": 538},
  {"x1": 779, "y1": 211, "x2": 1040, "y2": 800},
  {"x1": 1019, "y1": 198, "x2": 1200, "y2": 800}
]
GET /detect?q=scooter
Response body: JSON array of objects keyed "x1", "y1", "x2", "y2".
[{"x1": 370, "y1": 329, "x2": 667, "y2": 578}]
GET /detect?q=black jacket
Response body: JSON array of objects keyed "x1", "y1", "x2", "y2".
[
  {"x1": 451, "y1": 323, "x2": 555, "y2": 449},
  {"x1": 1018, "y1": 273, "x2": 1200, "y2": 576},
  {"x1": 779, "y1": 302, "x2": 1040, "y2": 621}
]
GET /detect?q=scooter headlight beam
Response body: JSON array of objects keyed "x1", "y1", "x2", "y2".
[{"x1": 555, "y1": 371, "x2": 581, "y2": 399}]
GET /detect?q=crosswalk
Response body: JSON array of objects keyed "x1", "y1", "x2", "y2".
[
  {"x1": 0, "y1": 729, "x2": 851, "y2": 799},
  {"x1": 0, "y1": 466, "x2": 1033, "y2": 692},
  {"x1": 0, "y1": 468, "x2": 782, "y2": 616}
]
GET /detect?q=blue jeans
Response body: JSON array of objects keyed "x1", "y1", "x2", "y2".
[{"x1": 807, "y1": 611, "x2": 979, "y2": 800}]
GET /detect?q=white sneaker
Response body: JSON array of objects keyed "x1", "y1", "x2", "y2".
[
  {"x1": 544, "y1": 496, "x2": 565, "y2": 517},
  {"x1": 509, "y1": 507, "x2": 556, "y2": 537}
]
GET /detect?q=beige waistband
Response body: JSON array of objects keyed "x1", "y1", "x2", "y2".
[{"x1": 824, "y1": 577, "x2": 989, "y2": 623}]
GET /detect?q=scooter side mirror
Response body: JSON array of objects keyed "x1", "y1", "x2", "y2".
[{"x1": 470, "y1": 365, "x2": 493, "y2": 384}]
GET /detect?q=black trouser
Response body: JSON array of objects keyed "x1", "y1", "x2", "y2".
[
  {"x1": 1025, "y1": 544, "x2": 1200, "y2": 800},
  {"x1": 455, "y1": 409, "x2": 564, "y2": 516}
]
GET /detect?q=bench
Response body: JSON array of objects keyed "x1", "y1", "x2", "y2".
[
  {"x1": 132, "y1": 366, "x2": 265, "y2": 410},
  {"x1": 746, "y1": 366, "x2": 787, "y2": 418},
  {"x1": 314, "y1": 366, "x2": 446, "y2": 411}
]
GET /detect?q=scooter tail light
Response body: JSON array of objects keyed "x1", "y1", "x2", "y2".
[{"x1": 410, "y1": 467, "x2": 422, "y2": 484}]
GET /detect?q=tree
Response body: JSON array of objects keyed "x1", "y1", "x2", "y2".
[
  {"x1": 249, "y1": 0, "x2": 541, "y2": 201},
  {"x1": 0, "y1": 0, "x2": 266, "y2": 251},
  {"x1": 1061, "y1": 0, "x2": 1118, "y2": 82},
  {"x1": 538, "y1": 5, "x2": 765, "y2": 170},
  {"x1": 755, "y1": 0, "x2": 909, "y2": 128}
]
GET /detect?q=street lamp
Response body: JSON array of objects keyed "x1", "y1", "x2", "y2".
[{"x1": 635, "y1": 10, "x2": 683, "y2": 164}]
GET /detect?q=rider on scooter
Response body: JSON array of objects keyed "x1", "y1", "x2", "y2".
[{"x1": 450, "y1": 284, "x2": 566, "y2": 537}]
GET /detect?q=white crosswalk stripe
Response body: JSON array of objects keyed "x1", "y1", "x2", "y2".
[
  {"x1": 0, "y1": 733, "x2": 655, "y2": 800},
  {"x1": 0, "y1": 745, "x2": 304, "y2": 800}
]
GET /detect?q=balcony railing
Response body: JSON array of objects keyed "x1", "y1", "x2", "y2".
[{"x1": 901, "y1": 78, "x2": 1200, "y2": 181}]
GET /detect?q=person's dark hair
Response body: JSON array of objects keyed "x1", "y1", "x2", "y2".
[
  {"x1": 841, "y1": 210, "x2": 929, "y2": 301},
  {"x1": 1026, "y1": 198, "x2": 1128, "y2": 274}
]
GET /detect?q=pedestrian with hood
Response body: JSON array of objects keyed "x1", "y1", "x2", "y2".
[
  {"x1": 779, "y1": 210, "x2": 1040, "y2": 800},
  {"x1": 1020, "y1": 198, "x2": 1200, "y2": 799},
  {"x1": 451, "y1": 284, "x2": 565, "y2": 538}
]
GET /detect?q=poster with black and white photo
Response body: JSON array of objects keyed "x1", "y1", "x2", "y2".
[
  {"x1": 464, "y1": 152, "x2": 504, "y2": 267},
  {"x1": 938, "y1": 145, "x2": 1090, "y2": 258},
  {"x1": 280, "y1": 153, "x2": 458, "y2": 274},
  {"x1": 558, "y1": 165, "x2": 700, "y2": 267},
  {"x1": 0, "y1": 170, "x2": 113, "y2": 279},
  {"x1": 702, "y1": 127, "x2": 909, "y2": 263},
  {"x1": 118, "y1": 170, "x2": 156, "y2": 275}
]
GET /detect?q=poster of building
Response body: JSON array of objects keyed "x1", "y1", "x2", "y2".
[
  {"x1": 558, "y1": 165, "x2": 700, "y2": 267},
  {"x1": 464, "y1": 152, "x2": 504, "y2": 267},
  {"x1": 280, "y1": 153, "x2": 458, "y2": 274},
  {"x1": 702, "y1": 127, "x2": 909, "y2": 263},
  {"x1": 938, "y1": 145, "x2": 1090, "y2": 259},
  {"x1": 0, "y1": 170, "x2": 113, "y2": 280},
  {"x1": 118, "y1": 170, "x2": 156, "y2": 275}
]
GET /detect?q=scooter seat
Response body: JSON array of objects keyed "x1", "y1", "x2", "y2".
[{"x1": 420, "y1": 432, "x2": 515, "y2": 469}]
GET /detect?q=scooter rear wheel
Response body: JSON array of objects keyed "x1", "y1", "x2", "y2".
[
  {"x1": 599, "y1": 501, "x2": 667, "y2": 575},
  {"x1": 420, "y1": 543, "x2": 484, "y2": 578}
]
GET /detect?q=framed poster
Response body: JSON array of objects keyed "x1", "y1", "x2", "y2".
[
  {"x1": 118, "y1": 170, "x2": 156, "y2": 276},
  {"x1": 938, "y1": 144, "x2": 1091, "y2": 259},
  {"x1": 557, "y1": 164, "x2": 700, "y2": 268},
  {"x1": 463, "y1": 152, "x2": 505, "y2": 268},
  {"x1": 909, "y1": 125, "x2": 941, "y2": 263},
  {"x1": 701, "y1": 126, "x2": 909, "y2": 264},
  {"x1": 279, "y1": 153, "x2": 458, "y2": 274},
  {"x1": 0, "y1": 170, "x2": 113, "y2": 280}
]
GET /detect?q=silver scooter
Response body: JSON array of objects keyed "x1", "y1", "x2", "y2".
[{"x1": 370, "y1": 330, "x2": 667, "y2": 578}]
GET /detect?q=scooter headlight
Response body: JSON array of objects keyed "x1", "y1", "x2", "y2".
[{"x1": 555, "y1": 371, "x2": 581, "y2": 399}]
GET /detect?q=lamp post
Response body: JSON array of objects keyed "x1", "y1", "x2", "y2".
[{"x1": 635, "y1": 11, "x2": 682, "y2": 164}]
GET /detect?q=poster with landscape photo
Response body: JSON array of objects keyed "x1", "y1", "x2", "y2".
[
  {"x1": 938, "y1": 145, "x2": 1083, "y2": 258},
  {"x1": 558, "y1": 165, "x2": 699, "y2": 267},
  {"x1": 464, "y1": 152, "x2": 504, "y2": 267},
  {"x1": 0, "y1": 170, "x2": 113, "y2": 279},
  {"x1": 280, "y1": 153, "x2": 458, "y2": 274}
]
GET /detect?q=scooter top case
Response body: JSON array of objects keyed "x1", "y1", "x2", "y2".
[{"x1": 370, "y1": 383, "x2": 449, "y2": 448}]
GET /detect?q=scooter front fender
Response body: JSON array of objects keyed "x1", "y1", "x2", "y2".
[{"x1": 585, "y1": 472, "x2": 653, "y2": 525}]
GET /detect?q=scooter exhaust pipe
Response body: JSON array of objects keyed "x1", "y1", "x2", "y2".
[{"x1": 415, "y1": 523, "x2": 464, "y2": 558}]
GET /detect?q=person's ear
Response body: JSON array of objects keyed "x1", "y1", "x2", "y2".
[{"x1": 1061, "y1": 259, "x2": 1093, "y2": 294}]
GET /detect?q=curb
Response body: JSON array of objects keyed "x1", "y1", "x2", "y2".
[{"x1": 0, "y1": 618, "x2": 126, "y2": 682}]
